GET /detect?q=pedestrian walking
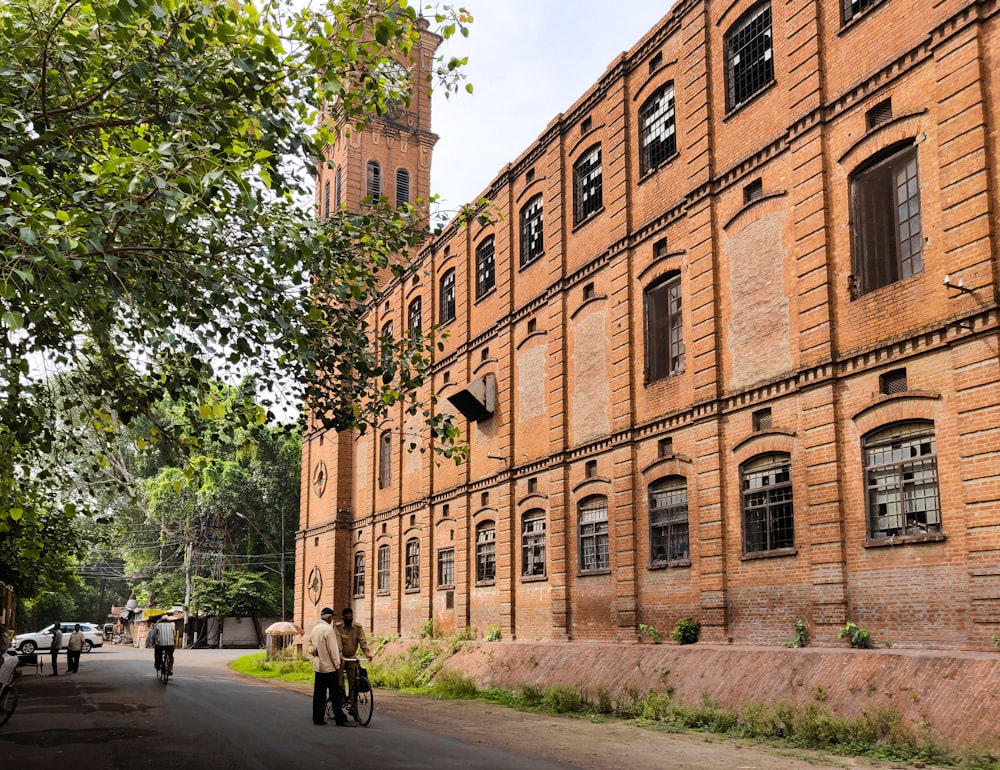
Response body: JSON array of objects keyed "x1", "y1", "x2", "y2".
[{"x1": 67, "y1": 624, "x2": 86, "y2": 673}]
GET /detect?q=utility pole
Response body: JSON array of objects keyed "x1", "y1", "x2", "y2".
[
  {"x1": 281, "y1": 507, "x2": 286, "y2": 621},
  {"x1": 182, "y1": 540, "x2": 193, "y2": 648}
]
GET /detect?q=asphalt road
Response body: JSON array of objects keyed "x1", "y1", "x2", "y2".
[{"x1": 0, "y1": 645, "x2": 577, "y2": 769}]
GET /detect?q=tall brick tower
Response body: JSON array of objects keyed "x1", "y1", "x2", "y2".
[{"x1": 296, "y1": 17, "x2": 441, "y2": 629}]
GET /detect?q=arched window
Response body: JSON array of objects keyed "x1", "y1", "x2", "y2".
[
  {"x1": 573, "y1": 145, "x2": 603, "y2": 224},
  {"x1": 404, "y1": 538, "x2": 420, "y2": 590},
  {"x1": 378, "y1": 430, "x2": 392, "y2": 489},
  {"x1": 437, "y1": 548, "x2": 455, "y2": 587},
  {"x1": 439, "y1": 269, "x2": 456, "y2": 324},
  {"x1": 335, "y1": 165, "x2": 342, "y2": 208},
  {"x1": 850, "y1": 141, "x2": 923, "y2": 296},
  {"x1": 725, "y1": 3, "x2": 774, "y2": 111},
  {"x1": 741, "y1": 453, "x2": 794, "y2": 554},
  {"x1": 475, "y1": 521, "x2": 496, "y2": 584},
  {"x1": 644, "y1": 272, "x2": 684, "y2": 382},
  {"x1": 863, "y1": 421, "x2": 940, "y2": 540},
  {"x1": 353, "y1": 552, "x2": 366, "y2": 597},
  {"x1": 639, "y1": 83, "x2": 676, "y2": 175},
  {"x1": 475, "y1": 236, "x2": 495, "y2": 299},
  {"x1": 521, "y1": 510, "x2": 546, "y2": 577},
  {"x1": 578, "y1": 495, "x2": 609, "y2": 572},
  {"x1": 407, "y1": 296, "x2": 422, "y2": 340},
  {"x1": 377, "y1": 544, "x2": 391, "y2": 593},
  {"x1": 519, "y1": 195, "x2": 544, "y2": 266},
  {"x1": 396, "y1": 168, "x2": 411, "y2": 207},
  {"x1": 323, "y1": 179, "x2": 331, "y2": 218},
  {"x1": 366, "y1": 160, "x2": 382, "y2": 199},
  {"x1": 649, "y1": 477, "x2": 689, "y2": 564}
]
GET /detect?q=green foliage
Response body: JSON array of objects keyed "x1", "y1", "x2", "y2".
[
  {"x1": 638, "y1": 623, "x2": 661, "y2": 643},
  {"x1": 671, "y1": 617, "x2": 700, "y2": 645},
  {"x1": 0, "y1": 0, "x2": 473, "y2": 551},
  {"x1": 429, "y1": 669, "x2": 479, "y2": 699},
  {"x1": 783, "y1": 618, "x2": 809, "y2": 649},
  {"x1": 418, "y1": 618, "x2": 440, "y2": 639},
  {"x1": 837, "y1": 621, "x2": 873, "y2": 649},
  {"x1": 485, "y1": 624, "x2": 501, "y2": 642},
  {"x1": 229, "y1": 650, "x2": 313, "y2": 683},
  {"x1": 992, "y1": 631, "x2": 1000, "y2": 649}
]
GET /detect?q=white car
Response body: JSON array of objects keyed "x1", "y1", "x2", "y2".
[{"x1": 13, "y1": 623, "x2": 105, "y2": 655}]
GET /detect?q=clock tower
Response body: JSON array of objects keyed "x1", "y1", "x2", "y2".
[{"x1": 298, "y1": 17, "x2": 441, "y2": 626}]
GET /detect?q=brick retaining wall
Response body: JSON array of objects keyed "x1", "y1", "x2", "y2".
[{"x1": 381, "y1": 640, "x2": 1000, "y2": 753}]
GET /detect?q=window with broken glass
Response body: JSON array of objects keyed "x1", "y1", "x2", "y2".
[
  {"x1": 639, "y1": 83, "x2": 677, "y2": 176},
  {"x1": 573, "y1": 145, "x2": 603, "y2": 225},
  {"x1": 579, "y1": 496, "x2": 609, "y2": 572},
  {"x1": 377, "y1": 544, "x2": 390, "y2": 593},
  {"x1": 353, "y1": 552, "x2": 365, "y2": 597},
  {"x1": 520, "y1": 195, "x2": 544, "y2": 266},
  {"x1": 649, "y1": 477, "x2": 689, "y2": 565},
  {"x1": 725, "y1": 3, "x2": 774, "y2": 111},
  {"x1": 521, "y1": 510, "x2": 547, "y2": 577},
  {"x1": 864, "y1": 421, "x2": 941, "y2": 541},
  {"x1": 741, "y1": 453, "x2": 794, "y2": 554},
  {"x1": 475, "y1": 236, "x2": 496, "y2": 299},
  {"x1": 476, "y1": 522, "x2": 496, "y2": 583},
  {"x1": 404, "y1": 538, "x2": 420, "y2": 590}
]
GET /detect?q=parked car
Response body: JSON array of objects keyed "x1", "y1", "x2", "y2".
[{"x1": 13, "y1": 623, "x2": 105, "y2": 655}]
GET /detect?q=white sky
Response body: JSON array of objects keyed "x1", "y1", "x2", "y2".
[{"x1": 428, "y1": 2, "x2": 675, "y2": 215}]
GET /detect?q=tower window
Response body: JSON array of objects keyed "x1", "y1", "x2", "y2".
[
  {"x1": 366, "y1": 160, "x2": 382, "y2": 199},
  {"x1": 573, "y1": 145, "x2": 603, "y2": 225},
  {"x1": 639, "y1": 83, "x2": 677, "y2": 175},
  {"x1": 396, "y1": 168, "x2": 411, "y2": 207}
]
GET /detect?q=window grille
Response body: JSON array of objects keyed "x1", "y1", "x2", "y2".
[
  {"x1": 404, "y1": 538, "x2": 420, "y2": 590},
  {"x1": 437, "y1": 548, "x2": 455, "y2": 587},
  {"x1": 581, "y1": 116, "x2": 592, "y2": 134},
  {"x1": 866, "y1": 99, "x2": 893, "y2": 131},
  {"x1": 476, "y1": 236, "x2": 496, "y2": 298},
  {"x1": 476, "y1": 523, "x2": 496, "y2": 583},
  {"x1": 439, "y1": 269, "x2": 456, "y2": 324},
  {"x1": 377, "y1": 545, "x2": 390, "y2": 593},
  {"x1": 851, "y1": 142, "x2": 923, "y2": 295},
  {"x1": 521, "y1": 510, "x2": 547, "y2": 577},
  {"x1": 753, "y1": 407, "x2": 772, "y2": 431},
  {"x1": 573, "y1": 145, "x2": 603, "y2": 224},
  {"x1": 649, "y1": 52, "x2": 663, "y2": 73},
  {"x1": 864, "y1": 422, "x2": 941, "y2": 539},
  {"x1": 639, "y1": 83, "x2": 677, "y2": 175},
  {"x1": 726, "y1": 3, "x2": 774, "y2": 111},
  {"x1": 519, "y1": 195, "x2": 544, "y2": 266},
  {"x1": 650, "y1": 477, "x2": 689, "y2": 564},
  {"x1": 645, "y1": 273, "x2": 685, "y2": 382},
  {"x1": 366, "y1": 160, "x2": 382, "y2": 199},
  {"x1": 396, "y1": 168, "x2": 410, "y2": 207},
  {"x1": 323, "y1": 179, "x2": 331, "y2": 218},
  {"x1": 743, "y1": 178, "x2": 763, "y2": 204},
  {"x1": 880, "y1": 368, "x2": 907, "y2": 395},
  {"x1": 741, "y1": 453, "x2": 794, "y2": 553},
  {"x1": 658, "y1": 437, "x2": 673, "y2": 458},
  {"x1": 335, "y1": 165, "x2": 342, "y2": 208},
  {"x1": 579, "y1": 496, "x2": 609, "y2": 572},
  {"x1": 353, "y1": 552, "x2": 366, "y2": 597}
]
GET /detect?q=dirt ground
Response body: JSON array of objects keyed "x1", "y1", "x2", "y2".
[{"x1": 371, "y1": 689, "x2": 943, "y2": 770}]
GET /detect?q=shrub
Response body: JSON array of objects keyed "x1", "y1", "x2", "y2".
[
  {"x1": 638, "y1": 623, "x2": 661, "y2": 643},
  {"x1": 430, "y1": 669, "x2": 479, "y2": 699},
  {"x1": 485, "y1": 624, "x2": 501, "y2": 642},
  {"x1": 837, "y1": 621, "x2": 872, "y2": 649},
  {"x1": 671, "y1": 617, "x2": 701, "y2": 645}
]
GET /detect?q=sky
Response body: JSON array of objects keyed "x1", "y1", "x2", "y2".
[{"x1": 427, "y1": 1, "x2": 675, "y2": 216}]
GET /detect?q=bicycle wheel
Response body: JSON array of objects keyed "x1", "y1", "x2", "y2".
[
  {"x1": 0, "y1": 686, "x2": 18, "y2": 728},
  {"x1": 353, "y1": 678, "x2": 373, "y2": 725}
]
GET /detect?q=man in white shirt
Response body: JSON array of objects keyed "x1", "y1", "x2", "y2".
[{"x1": 309, "y1": 608, "x2": 348, "y2": 726}]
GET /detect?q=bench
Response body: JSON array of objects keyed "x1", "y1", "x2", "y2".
[{"x1": 16, "y1": 652, "x2": 42, "y2": 674}]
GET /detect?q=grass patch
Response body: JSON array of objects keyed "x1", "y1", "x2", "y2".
[{"x1": 229, "y1": 650, "x2": 314, "y2": 684}]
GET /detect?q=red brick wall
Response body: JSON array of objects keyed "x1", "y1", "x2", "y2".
[{"x1": 298, "y1": 0, "x2": 1000, "y2": 651}]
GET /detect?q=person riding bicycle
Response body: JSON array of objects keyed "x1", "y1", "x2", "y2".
[
  {"x1": 0, "y1": 648, "x2": 18, "y2": 689},
  {"x1": 334, "y1": 607, "x2": 370, "y2": 716},
  {"x1": 151, "y1": 615, "x2": 176, "y2": 674}
]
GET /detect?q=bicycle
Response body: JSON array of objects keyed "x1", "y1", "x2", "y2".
[
  {"x1": 327, "y1": 657, "x2": 373, "y2": 726},
  {"x1": 157, "y1": 648, "x2": 174, "y2": 684}
]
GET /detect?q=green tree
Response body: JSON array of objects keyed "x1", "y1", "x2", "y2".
[{"x1": 0, "y1": 0, "x2": 470, "y2": 538}]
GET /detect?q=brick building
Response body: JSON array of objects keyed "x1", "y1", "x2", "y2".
[{"x1": 296, "y1": 0, "x2": 1000, "y2": 649}]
